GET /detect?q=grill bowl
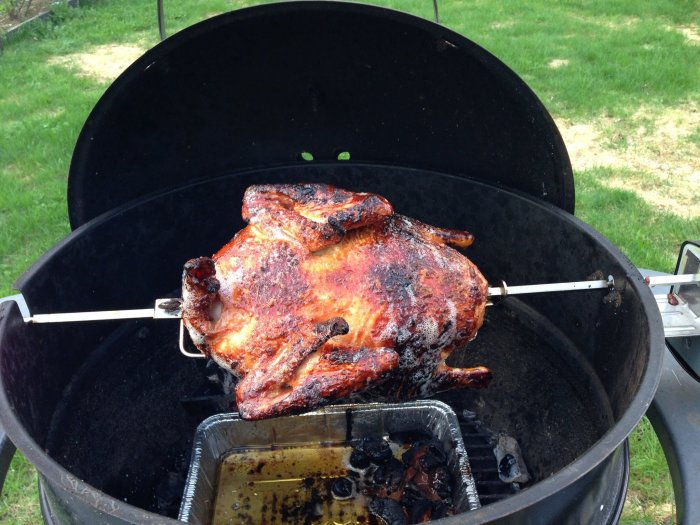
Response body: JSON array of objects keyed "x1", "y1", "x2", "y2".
[
  {"x1": 0, "y1": 3, "x2": 664, "y2": 523},
  {"x1": 0, "y1": 166, "x2": 663, "y2": 523}
]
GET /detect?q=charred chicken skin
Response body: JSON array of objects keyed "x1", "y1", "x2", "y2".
[{"x1": 182, "y1": 184, "x2": 490, "y2": 420}]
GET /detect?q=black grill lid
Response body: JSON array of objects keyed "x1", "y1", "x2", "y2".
[{"x1": 67, "y1": 1, "x2": 573, "y2": 228}]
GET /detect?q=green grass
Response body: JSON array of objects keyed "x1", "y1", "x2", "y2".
[
  {"x1": 0, "y1": 454, "x2": 40, "y2": 525},
  {"x1": 624, "y1": 418, "x2": 676, "y2": 525},
  {"x1": 439, "y1": 1, "x2": 700, "y2": 120},
  {"x1": 576, "y1": 167, "x2": 700, "y2": 272},
  {"x1": 0, "y1": 0, "x2": 237, "y2": 297},
  {"x1": 1, "y1": 1, "x2": 698, "y2": 523}
]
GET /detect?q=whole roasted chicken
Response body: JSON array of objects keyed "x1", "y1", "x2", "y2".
[{"x1": 182, "y1": 184, "x2": 490, "y2": 420}]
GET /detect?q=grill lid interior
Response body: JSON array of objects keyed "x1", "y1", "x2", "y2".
[{"x1": 67, "y1": 0, "x2": 573, "y2": 229}]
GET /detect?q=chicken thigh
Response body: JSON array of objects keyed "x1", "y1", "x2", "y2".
[{"x1": 182, "y1": 183, "x2": 490, "y2": 420}]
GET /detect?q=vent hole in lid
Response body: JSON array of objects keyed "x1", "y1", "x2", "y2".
[
  {"x1": 337, "y1": 151, "x2": 351, "y2": 161},
  {"x1": 299, "y1": 151, "x2": 314, "y2": 161}
]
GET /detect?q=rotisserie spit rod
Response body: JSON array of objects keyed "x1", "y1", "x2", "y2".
[
  {"x1": 21, "y1": 274, "x2": 699, "y2": 324},
  {"x1": 23, "y1": 299, "x2": 184, "y2": 324}
]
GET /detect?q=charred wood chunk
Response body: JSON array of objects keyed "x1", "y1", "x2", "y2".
[
  {"x1": 498, "y1": 453, "x2": 518, "y2": 480},
  {"x1": 401, "y1": 440, "x2": 428, "y2": 466},
  {"x1": 372, "y1": 457, "x2": 406, "y2": 495},
  {"x1": 399, "y1": 439, "x2": 455, "y2": 516},
  {"x1": 355, "y1": 435, "x2": 456, "y2": 524},
  {"x1": 407, "y1": 497, "x2": 433, "y2": 524},
  {"x1": 369, "y1": 498, "x2": 408, "y2": 525},
  {"x1": 428, "y1": 466, "x2": 452, "y2": 500},
  {"x1": 399, "y1": 483, "x2": 425, "y2": 508},
  {"x1": 402, "y1": 440, "x2": 448, "y2": 473},
  {"x1": 431, "y1": 501, "x2": 451, "y2": 520},
  {"x1": 349, "y1": 446, "x2": 371, "y2": 470},
  {"x1": 356, "y1": 437, "x2": 393, "y2": 465},
  {"x1": 419, "y1": 441, "x2": 447, "y2": 471}
]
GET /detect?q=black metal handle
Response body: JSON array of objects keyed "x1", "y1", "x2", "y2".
[
  {"x1": 647, "y1": 348, "x2": 700, "y2": 525},
  {"x1": 157, "y1": 0, "x2": 166, "y2": 41},
  {"x1": 638, "y1": 269, "x2": 699, "y2": 525},
  {"x1": 0, "y1": 423, "x2": 17, "y2": 493},
  {"x1": 431, "y1": 0, "x2": 440, "y2": 23},
  {"x1": 0, "y1": 297, "x2": 21, "y2": 491}
]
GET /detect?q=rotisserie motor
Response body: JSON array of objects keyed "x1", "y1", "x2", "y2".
[{"x1": 182, "y1": 184, "x2": 490, "y2": 419}]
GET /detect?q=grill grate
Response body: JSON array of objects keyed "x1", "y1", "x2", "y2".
[{"x1": 458, "y1": 411, "x2": 528, "y2": 505}]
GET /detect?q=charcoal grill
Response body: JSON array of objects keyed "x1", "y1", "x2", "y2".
[{"x1": 0, "y1": 2, "x2": 696, "y2": 524}]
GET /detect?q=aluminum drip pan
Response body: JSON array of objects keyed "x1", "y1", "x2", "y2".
[{"x1": 179, "y1": 400, "x2": 480, "y2": 524}]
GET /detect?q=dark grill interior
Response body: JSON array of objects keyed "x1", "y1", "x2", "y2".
[
  {"x1": 1, "y1": 165, "x2": 656, "y2": 524},
  {"x1": 45, "y1": 293, "x2": 611, "y2": 519},
  {"x1": 439, "y1": 301, "x2": 613, "y2": 481}
]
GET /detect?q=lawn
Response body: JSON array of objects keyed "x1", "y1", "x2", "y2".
[{"x1": 1, "y1": 0, "x2": 698, "y2": 524}]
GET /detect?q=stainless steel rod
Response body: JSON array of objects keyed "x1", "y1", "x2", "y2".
[
  {"x1": 23, "y1": 299, "x2": 182, "y2": 324},
  {"x1": 25, "y1": 309, "x2": 156, "y2": 323},
  {"x1": 646, "y1": 274, "x2": 700, "y2": 286},
  {"x1": 487, "y1": 279, "x2": 611, "y2": 297},
  {"x1": 21, "y1": 274, "x2": 699, "y2": 323},
  {"x1": 488, "y1": 273, "x2": 699, "y2": 298}
]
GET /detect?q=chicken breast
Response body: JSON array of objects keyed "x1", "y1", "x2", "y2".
[{"x1": 182, "y1": 183, "x2": 490, "y2": 420}]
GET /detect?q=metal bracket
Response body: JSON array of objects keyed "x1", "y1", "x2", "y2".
[
  {"x1": 154, "y1": 298, "x2": 182, "y2": 319},
  {"x1": 607, "y1": 275, "x2": 615, "y2": 290},
  {"x1": 179, "y1": 321, "x2": 207, "y2": 359}
]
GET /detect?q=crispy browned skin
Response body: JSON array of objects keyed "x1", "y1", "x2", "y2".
[{"x1": 182, "y1": 184, "x2": 490, "y2": 420}]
